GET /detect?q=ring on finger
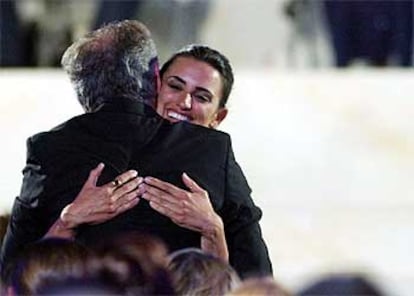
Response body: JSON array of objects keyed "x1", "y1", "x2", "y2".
[{"x1": 111, "y1": 179, "x2": 121, "y2": 187}]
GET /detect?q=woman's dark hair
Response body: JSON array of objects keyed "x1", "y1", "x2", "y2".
[{"x1": 160, "y1": 45, "x2": 234, "y2": 108}]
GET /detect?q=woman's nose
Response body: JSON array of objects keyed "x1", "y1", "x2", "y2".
[{"x1": 178, "y1": 93, "x2": 192, "y2": 110}]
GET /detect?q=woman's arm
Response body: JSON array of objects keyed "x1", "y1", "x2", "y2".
[{"x1": 140, "y1": 173, "x2": 229, "y2": 262}]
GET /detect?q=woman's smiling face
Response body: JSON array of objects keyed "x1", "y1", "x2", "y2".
[{"x1": 156, "y1": 56, "x2": 227, "y2": 128}]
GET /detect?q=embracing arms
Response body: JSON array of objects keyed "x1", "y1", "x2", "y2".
[
  {"x1": 45, "y1": 165, "x2": 229, "y2": 261},
  {"x1": 45, "y1": 163, "x2": 142, "y2": 238}
]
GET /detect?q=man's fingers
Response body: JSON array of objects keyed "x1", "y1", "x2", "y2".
[{"x1": 182, "y1": 172, "x2": 203, "y2": 192}]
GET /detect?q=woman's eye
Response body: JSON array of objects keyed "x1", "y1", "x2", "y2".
[
  {"x1": 194, "y1": 95, "x2": 211, "y2": 103},
  {"x1": 169, "y1": 83, "x2": 182, "y2": 90}
]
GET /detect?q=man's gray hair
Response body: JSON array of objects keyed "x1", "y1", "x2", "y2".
[{"x1": 61, "y1": 20, "x2": 158, "y2": 112}]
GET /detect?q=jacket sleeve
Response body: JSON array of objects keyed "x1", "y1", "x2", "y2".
[
  {"x1": 220, "y1": 136, "x2": 273, "y2": 279},
  {"x1": 0, "y1": 137, "x2": 50, "y2": 280}
]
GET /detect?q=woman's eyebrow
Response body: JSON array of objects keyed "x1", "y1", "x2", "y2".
[
  {"x1": 168, "y1": 75, "x2": 186, "y2": 84},
  {"x1": 194, "y1": 86, "x2": 212, "y2": 95}
]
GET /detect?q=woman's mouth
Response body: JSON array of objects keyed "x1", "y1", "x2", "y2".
[{"x1": 167, "y1": 110, "x2": 190, "y2": 122}]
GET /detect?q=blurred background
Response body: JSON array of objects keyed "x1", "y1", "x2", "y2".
[
  {"x1": 1, "y1": 0, "x2": 414, "y2": 295},
  {"x1": 2, "y1": 0, "x2": 414, "y2": 69}
]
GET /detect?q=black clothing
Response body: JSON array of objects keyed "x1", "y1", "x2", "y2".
[{"x1": 1, "y1": 98, "x2": 272, "y2": 279}]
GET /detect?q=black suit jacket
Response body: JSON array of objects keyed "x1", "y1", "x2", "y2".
[{"x1": 1, "y1": 98, "x2": 272, "y2": 279}]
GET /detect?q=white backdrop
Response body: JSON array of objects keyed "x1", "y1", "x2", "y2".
[{"x1": 1, "y1": 69, "x2": 413, "y2": 295}]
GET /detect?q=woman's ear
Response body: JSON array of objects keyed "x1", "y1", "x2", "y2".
[{"x1": 209, "y1": 108, "x2": 228, "y2": 129}]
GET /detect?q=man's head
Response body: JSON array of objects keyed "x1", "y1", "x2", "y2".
[{"x1": 62, "y1": 20, "x2": 159, "y2": 112}]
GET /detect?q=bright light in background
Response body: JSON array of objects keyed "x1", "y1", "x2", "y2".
[{"x1": 0, "y1": 70, "x2": 82, "y2": 210}]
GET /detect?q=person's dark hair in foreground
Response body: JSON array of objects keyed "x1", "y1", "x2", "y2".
[
  {"x1": 6, "y1": 238, "x2": 91, "y2": 295},
  {"x1": 228, "y1": 276, "x2": 292, "y2": 296},
  {"x1": 7, "y1": 235, "x2": 174, "y2": 295},
  {"x1": 92, "y1": 232, "x2": 175, "y2": 295},
  {"x1": 168, "y1": 248, "x2": 239, "y2": 296},
  {"x1": 298, "y1": 273, "x2": 384, "y2": 296},
  {"x1": 160, "y1": 44, "x2": 233, "y2": 109}
]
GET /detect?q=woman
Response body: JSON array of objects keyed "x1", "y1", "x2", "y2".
[
  {"x1": 140, "y1": 45, "x2": 234, "y2": 261},
  {"x1": 141, "y1": 46, "x2": 273, "y2": 279}
]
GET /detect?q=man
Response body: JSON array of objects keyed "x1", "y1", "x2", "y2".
[{"x1": 1, "y1": 20, "x2": 272, "y2": 280}]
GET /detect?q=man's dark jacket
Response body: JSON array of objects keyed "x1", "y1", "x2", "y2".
[{"x1": 1, "y1": 98, "x2": 272, "y2": 279}]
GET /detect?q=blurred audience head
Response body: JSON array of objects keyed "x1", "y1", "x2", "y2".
[
  {"x1": 227, "y1": 276, "x2": 291, "y2": 296},
  {"x1": 61, "y1": 20, "x2": 159, "y2": 112},
  {"x1": 297, "y1": 273, "x2": 384, "y2": 296},
  {"x1": 168, "y1": 247, "x2": 240, "y2": 296},
  {"x1": 6, "y1": 232, "x2": 174, "y2": 295},
  {"x1": 92, "y1": 231, "x2": 174, "y2": 295},
  {"x1": 6, "y1": 237, "x2": 91, "y2": 295},
  {"x1": 103, "y1": 231, "x2": 169, "y2": 273}
]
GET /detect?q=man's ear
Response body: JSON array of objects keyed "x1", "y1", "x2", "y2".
[{"x1": 209, "y1": 108, "x2": 228, "y2": 129}]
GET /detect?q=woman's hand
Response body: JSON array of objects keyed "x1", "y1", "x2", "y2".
[
  {"x1": 140, "y1": 173, "x2": 228, "y2": 261},
  {"x1": 44, "y1": 163, "x2": 143, "y2": 238}
]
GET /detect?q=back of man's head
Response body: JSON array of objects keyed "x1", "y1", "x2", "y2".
[{"x1": 62, "y1": 20, "x2": 159, "y2": 112}]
